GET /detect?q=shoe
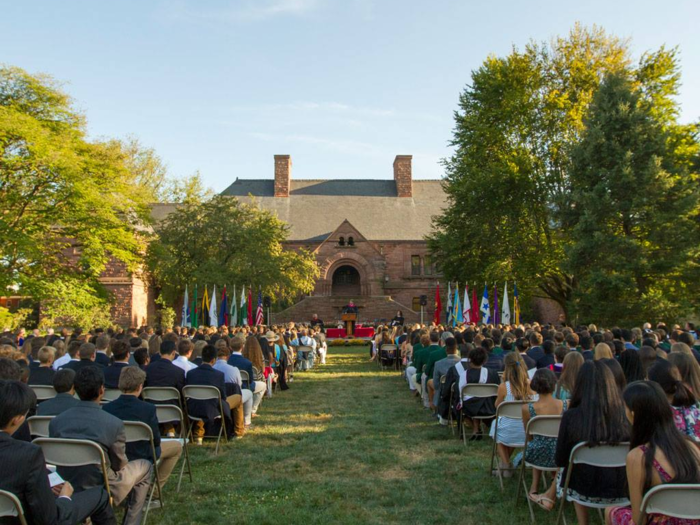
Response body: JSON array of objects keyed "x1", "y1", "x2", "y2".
[
  {"x1": 438, "y1": 416, "x2": 448, "y2": 426},
  {"x1": 166, "y1": 432, "x2": 175, "y2": 438},
  {"x1": 195, "y1": 437, "x2": 203, "y2": 446},
  {"x1": 499, "y1": 461, "x2": 513, "y2": 478},
  {"x1": 148, "y1": 500, "x2": 162, "y2": 510}
]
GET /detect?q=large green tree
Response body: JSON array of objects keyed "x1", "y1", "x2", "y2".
[
  {"x1": 564, "y1": 72, "x2": 700, "y2": 325},
  {"x1": 0, "y1": 66, "x2": 154, "y2": 325},
  {"x1": 148, "y1": 195, "x2": 319, "y2": 306}
]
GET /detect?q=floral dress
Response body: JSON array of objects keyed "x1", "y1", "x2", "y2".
[
  {"x1": 672, "y1": 405, "x2": 700, "y2": 443},
  {"x1": 523, "y1": 400, "x2": 567, "y2": 468},
  {"x1": 609, "y1": 445, "x2": 700, "y2": 525}
]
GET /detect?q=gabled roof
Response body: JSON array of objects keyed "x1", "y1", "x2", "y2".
[{"x1": 313, "y1": 219, "x2": 382, "y2": 255}]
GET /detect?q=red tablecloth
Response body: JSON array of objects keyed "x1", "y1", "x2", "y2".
[
  {"x1": 326, "y1": 328, "x2": 346, "y2": 338},
  {"x1": 354, "y1": 327, "x2": 375, "y2": 338},
  {"x1": 326, "y1": 327, "x2": 375, "y2": 338}
]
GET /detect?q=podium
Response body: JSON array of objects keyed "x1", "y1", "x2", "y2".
[{"x1": 341, "y1": 313, "x2": 357, "y2": 337}]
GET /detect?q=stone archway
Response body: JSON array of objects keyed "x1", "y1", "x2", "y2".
[{"x1": 331, "y1": 265, "x2": 361, "y2": 296}]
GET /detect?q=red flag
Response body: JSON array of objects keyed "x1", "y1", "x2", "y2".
[
  {"x1": 433, "y1": 283, "x2": 442, "y2": 325},
  {"x1": 472, "y1": 285, "x2": 480, "y2": 324},
  {"x1": 247, "y1": 288, "x2": 253, "y2": 326}
]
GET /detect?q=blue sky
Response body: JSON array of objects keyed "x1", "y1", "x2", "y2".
[{"x1": 2, "y1": 0, "x2": 699, "y2": 191}]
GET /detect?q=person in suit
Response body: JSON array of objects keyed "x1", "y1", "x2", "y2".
[
  {"x1": 94, "y1": 334, "x2": 111, "y2": 368},
  {"x1": 53, "y1": 340, "x2": 80, "y2": 370},
  {"x1": 229, "y1": 336, "x2": 266, "y2": 416},
  {"x1": 28, "y1": 346, "x2": 56, "y2": 386},
  {"x1": 103, "y1": 340, "x2": 131, "y2": 389},
  {"x1": 144, "y1": 340, "x2": 185, "y2": 398},
  {"x1": 62, "y1": 343, "x2": 104, "y2": 374},
  {"x1": 37, "y1": 369, "x2": 80, "y2": 416},
  {"x1": 186, "y1": 345, "x2": 244, "y2": 444},
  {"x1": 173, "y1": 339, "x2": 197, "y2": 375},
  {"x1": 49, "y1": 367, "x2": 152, "y2": 525},
  {"x1": 432, "y1": 337, "x2": 461, "y2": 420},
  {"x1": 103, "y1": 366, "x2": 183, "y2": 491},
  {"x1": 0, "y1": 380, "x2": 116, "y2": 525},
  {"x1": 526, "y1": 332, "x2": 545, "y2": 364}
]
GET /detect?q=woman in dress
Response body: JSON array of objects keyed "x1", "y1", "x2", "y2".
[
  {"x1": 459, "y1": 346, "x2": 500, "y2": 440},
  {"x1": 668, "y1": 352, "x2": 700, "y2": 403},
  {"x1": 648, "y1": 360, "x2": 700, "y2": 443},
  {"x1": 555, "y1": 351, "x2": 583, "y2": 401},
  {"x1": 606, "y1": 381, "x2": 700, "y2": 525},
  {"x1": 243, "y1": 335, "x2": 267, "y2": 386},
  {"x1": 522, "y1": 368, "x2": 567, "y2": 497},
  {"x1": 492, "y1": 352, "x2": 534, "y2": 475}
]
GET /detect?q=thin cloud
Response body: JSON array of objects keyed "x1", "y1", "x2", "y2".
[{"x1": 160, "y1": 0, "x2": 322, "y2": 23}]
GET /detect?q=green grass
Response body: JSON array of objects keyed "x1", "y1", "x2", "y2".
[{"x1": 149, "y1": 346, "x2": 569, "y2": 525}]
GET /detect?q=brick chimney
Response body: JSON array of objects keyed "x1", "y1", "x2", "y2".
[
  {"x1": 393, "y1": 155, "x2": 413, "y2": 198},
  {"x1": 274, "y1": 154, "x2": 291, "y2": 197}
]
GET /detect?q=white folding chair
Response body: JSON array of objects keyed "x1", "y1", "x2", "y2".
[
  {"x1": 26, "y1": 415, "x2": 54, "y2": 438},
  {"x1": 101, "y1": 389, "x2": 121, "y2": 404},
  {"x1": 459, "y1": 383, "x2": 499, "y2": 445},
  {"x1": 514, "y1": 415, "x2": 563, "y2": 523},
  {"x1": 295, "y1": 345, "x2": 314, "y2": 371},
  {"x1": 639, "y1": 483, "x2": 700, "y2": 523},
  {"x1": 489, "y1": 400, "x2": 528, "y2": 490},
  {"x1": 182, "y1": 385, "x2": 228, "y2": 455},
  {"x1": 0, "y1": 489, "x2": 27, "y2": 525},
  {"x1": 155, "y1": 404, "x2": 193, "y2": 492},
  {"x1": 142, "y1": 387, "x2": 182, "y2": 409},
  {"x1": 378, "y1": 344, "x2": 398, "y2": 370},
  {"x1": 33, "y1": 438, "x2": 113, "y2": 505},
  {"x1": 123, "y1": 421, "x2": 163, "y2": 524},
  {"x1": 29, "y1": 385, "x2": 57, "y2": 402},
  {"x1": 556, "y1": 442, "x2": 630, "y2": 525}
]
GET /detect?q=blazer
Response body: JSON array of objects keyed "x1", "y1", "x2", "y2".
[
  {"x1": 103, "y1": 362, "x2": 129, "y2": 389},
  {"x1": 49, "y1": 401, "x2": 128, "y2": 491},
  {"x1": 484, "y1": 352, "x2": 504, "y2": 372},
  {"x1": 185, "y1": 364, "x2": 230, "y2": 421},
  {"x1": 36, "y1": 393, "x2": 80, "y2": 416},
  {"x1": 95, "y1": 352, "x2": 111, "y2": 367},
  {"x1": 227, "y1": 353, "x2": 255, "y2": 390},
  {"x1": 61, "y1": 359, "x2": 105, "y2": 374},
  {"x1": 145, "y1": 358, "x2": 185, "y2": 395},
  {"x1": 527, "y1": 346, "x2": 545, "y2": 363},
  {"x1": 28, "y1": 366, "x2": 55, "y2": 386},
  {"x1": 103, "y1": 394, "x2": 161, "y2": 462},
  {"x1": 0, "y1": 431, "x2": 74, "y2": 525}
]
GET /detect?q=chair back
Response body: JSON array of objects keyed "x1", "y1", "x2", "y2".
[
  {"x1": 27, "y1": 415, "x2": 54, "y2": 438},
  {"x1": 155, "y1": 404, "x2": 185, "y2": 427},
  {"x1": 297, "y1": 345, "x2": 314, "y2": 353},
  {"x1": 0, "y1": 490, "x2": 26, "y2": 525},
  {"x1": 381, "y1": 344, "x2": 398, "y2": 352},
  {"x1": 142, "y1": 386, "x2": 181, "y2": 405},
  {"x1": 101, "y1": 389, "x2": 121, "y2": 403},
  {"x1": 183, "y1": 385, "x2": 221, "y2": 402},
  {"x1": 526, "y1": 415, "x2": 562, "y2": 439},
  {"x1": 640, "y1": 484, "x2": 700, "y2": 522},
  {"x1": 496, "y1": 400, "x2": 527, "y2": 419},
  {"x1": 570, "y1": 442, "x2": 630, "y2": 468},
  {"x1": 123, "y1": 421, "x2": 155, "y2": 444},
  {"x1": 29, "y1": 385, "x2": 57, "y2": 401},
  {"x1": 239, "y1": 370, "x2": 250, "y2": 384},
  {"x1": 461, "y1": 383, "x2": 499, "y2": 400}
]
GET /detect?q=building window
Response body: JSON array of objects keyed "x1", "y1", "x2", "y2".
[
  {"x1": 338, "y1": 236, "x2": 345, "y2": 246},
  {"x1": 412, "y1": 297, "x2": 421, "y2": 311},
  {"x1": 348, "y1": 236, "x2": 354, "y2": 246},
  {"x1": 424, "y1": 255, "x2": 434, "y2": 275},
  {"x1": 411, "y1": 255, "x2": 421, "y2": 276}
]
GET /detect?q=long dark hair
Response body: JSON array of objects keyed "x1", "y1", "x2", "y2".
[
  {"x1": 647, "y1": 360, "x2": 697, "y2": 408},
  {"x1": 569, "y1": 361, "x2": 629, "y2": 444},
  {"x1": 618, "y1": 349, "x2": 644, "y2": 384},
  {"x1": 624, "y1": 381, "x2": 700, "y2": 493}
]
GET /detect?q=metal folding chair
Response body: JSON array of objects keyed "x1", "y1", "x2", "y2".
[
  {"x1": 155, "y1": 404, "x2": 193, "y2": 492},
  {"x1": 459, "y1": 383, "x2": 499, "y2": 445},
  {"x1": 29, "y1": 385, "x2": 57, "y2": 402},
  {"x1": 514, "y1": 415, "x2": 563, "y2": 523},
  {"x1": 378, "y1": 344, "x2": 398, "y2": 370},
  {"x1": 123, "y1": 421, "x2": 164, "y2": 524},
  {"x1": 101, "y1": 389, "x2": 121, "y2": 404},
  {"x1": 239, "y1": 370, "x2": 250, "y2": 386},
  {"x1": 26, "y1": 415, "x2": 54, "y2": 438},
  {"x1": 489, "y1": 400, "x2": 528, "y2": 490},
  {"x1": 0, "y1": 489, "x2": 27, "y2": 525},
  {"x1": 295, "y1": 345, "x2": 314, "y2": 371},
  {"x1": 556, "y1": 442, "x2": 630, "y2": 525},
  {"x1": 142, "y1": 387, "x2": 182, "y2": 409},
  {"x1": 182, "y1": 385, "x2": 228, "y2": 455},
  {"x1": 639, "y1": 483, "x2": 700, "y2": 523}
]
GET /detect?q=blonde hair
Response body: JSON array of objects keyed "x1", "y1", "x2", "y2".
[
  {"x1": 38, "y1": 346, "x2": 56, "y2": 364},
  {"x1": 594, "y1": 343, "x2": 613, "y2": 361},
  {"x1": 119, "y1": 366, "x2": 146, "y2": 393},
  {"x1": 503, "y1": 352, "x2": 532, "y2": 401},
  {"x1": 559, "y1": 351, "x2": 584, "y2": 394},
  {"x1": 243, "y1": 336, "x2": 265, "y2": 371},
  {"x1": 671, "y1": 342, "x2": 693, "y2": 358}
]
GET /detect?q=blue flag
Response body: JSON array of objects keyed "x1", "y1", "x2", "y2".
[{"x1": 479, "y1": 284, "x2": 491, "y2": 324}]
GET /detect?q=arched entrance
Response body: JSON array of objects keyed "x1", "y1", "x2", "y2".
[{"x1": 332, "y1": 265, "x2": 361, "y2": 296}]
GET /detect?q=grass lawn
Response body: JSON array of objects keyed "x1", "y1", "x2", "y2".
[{"x1": 149, "y1": 346, "x2": 572, "y2": 524}]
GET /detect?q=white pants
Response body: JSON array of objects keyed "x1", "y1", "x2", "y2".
[
  {"x1": 252, "y1": 380, "x2": 266, "y2": 413},
  {"x1": 242, "y1": 388, "x2": 253, "y2": 425},
  {"x1": 421, "y1": 374, "x2": 430, "y2": 407},
  {"x1": 406, "y1": 366, "x2": 417, "y2": 390},
  {"x1": 317, "y1": 344, "x2": 327, "y2": 364}
]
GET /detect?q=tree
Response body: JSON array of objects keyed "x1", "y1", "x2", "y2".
[
  {"x1": 564, "y1": 72, "x2": 700, "y2": 325},
  {"x1": 148, "y1": 195, "x2": 319, "y2": 307},
  {"x1": 0, "y1": 65, "x2": 153, "y2": 324}
]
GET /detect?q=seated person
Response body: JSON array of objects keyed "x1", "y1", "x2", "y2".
[
  {"x1": 648, "y1": 360, "x2": 700, "y2": 442},
  {"x1": 133, "y1": 348, "x2": 150, "y2": 370},
  {"x1": 49, "y1": 367, "x2": 152, "y2": 525},
  {"x1": 145, "y1": 340, "x2": 185, "y2": 404},
  {"x1": 54, "y1": 341, "x2": 81, "y2": 370},
  {"x1": 94, "y1": 335, "x2": 111, "y2": 367},
  {"x1": 37, "y1": 369, "x2": 80, "y2": 416},
  {"x1": 62, "y1": 343, "x2": 104, "y2": 373},
  {"x1": 103, "y1": 366, "x2": 183, "y2": 491},
  {"x1": 213, "y1": 342, "x2": 252, "y2": 429},
  {"x1": 103, "y1": 340, "x2": 130, "y2": 389},
  {"x1": 432, "y1": 337, "x2": 461, "y2": 423},
  {"x1": 173, "y1": 339, "x2": 197, "y2": 375},
  {"x1": 310, "y1": 314, "x2": 324, "y2": 329},
  {"x1": 0, "y1": 380, "x2": 115, "y2": 525},
  {"x1": 28, "y1": 346, "x2": 57, "y2": 386}
]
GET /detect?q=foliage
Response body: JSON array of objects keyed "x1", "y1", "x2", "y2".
[
  {"x1": 564, "y1": 72, "x2": 700, "y2": 325},
  {"x1": 0, "y1": 65, "x2": 153, "y2": 320},
  {"x1": 38, "y1": 277, "x2": 114, "y2": 330},
  {"x1": 155, "y1": 294, "x2": 176, "y2": 329},
  {"x1": 148, "y1": 195, "x2": 319, "y2": 307},
  {"x1": 0, "y1": 306, "x2": 31, "y2": 331},
  {"x1": 159, "y1": 171, "x2": 214, "y2": 204}
]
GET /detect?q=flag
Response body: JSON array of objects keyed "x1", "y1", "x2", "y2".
[
  {"x1": 219, "y1": 286, "x2": 228, "y2": 327},
  {"x1": 513, "y1": 282, "x2": 521, "y2": 325},
  {"x1": 201, "y1": 286, "x2": 210, "y2": 326},
  {"x1": 240, "y1": 286, "x2": 247, "y2": 326},
  {"x1": 479, "y1": 284, "x2": 491, "y2": 324},
  {"x1": 231, "y1": 285, "x2": 237, "y2": 327},
  {"x1": 472, "y1": 285, "x2": 479, "y2": 324},
  {"x1": 433, "y1": 283, "x2": 442, "y2": 325},
  {"x1": 247, "y1": 288, "x2": 253, "y2": 326},
  {"x1": 446, "y1": 282, "x2": 453, "y2": 326},
  {"x1": 209, "y1": 285, "x2": 218, "y2": 328},
  {"x1": 493, "y1": 282, "x2": 499, "y2": 325},
  {"x1": 453, "y1": 284, "x2": 462, "y2": 326},
  {"x1": 193, "y1": 284, "x2": 198, "y2": 328},
  {"x1": 463, "y1": 284, "x2": 471, "y2": 323},
  {"x1": 255, "y1": 291, "x2": 264, "y2": 326},
  {"x1": 502, "y1": 282, "x2": 511, "y2": 325},
  {"x1": 181, "y1": 285, "x2": 189, "y2": 327}
]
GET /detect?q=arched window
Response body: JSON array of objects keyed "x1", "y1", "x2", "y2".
[
  {"x1": 348, "y1": 236, "x2": 355, "y2": 246},
  {"x1": 338, "y1": 236, "x2": 345, "y2": 246}
]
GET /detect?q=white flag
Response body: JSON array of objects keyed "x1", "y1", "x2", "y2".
[
  {"x1": 463, "y1": 284, "x2": 471, "y2": 323},
  {"x1": 502, "y1": 282, "x2": 511, "y2": 325},
  {"x1": 240, "y1": 285, "x2": 247, "y2": 326},
  {"x1": 209, "y1": 285, "x2": 218, "y2": 328},
  {"x1": 181, "y1": 285, "x2": 189, "y2": 327}
]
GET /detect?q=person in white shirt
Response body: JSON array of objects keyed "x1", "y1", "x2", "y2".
[
  {"x1": 53, "y1": 340, "x2": 80, "y2": 370},
  {"x1": 213, "y1": 341, "x2": 254, "y2": 428},
  {"x1": 173, "y1": 339, "x2": 197, "y2": 375},
  {"x1": 296, "y1": 330, "x2": 316, "y2": 370}
]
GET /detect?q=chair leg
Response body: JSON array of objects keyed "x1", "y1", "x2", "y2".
[
  {"x1": 214, "y1": 423, "x2": 223, "y2": 456},
  {"x1": 555, "y1": 496, "x2": 566, "y2": 525}
]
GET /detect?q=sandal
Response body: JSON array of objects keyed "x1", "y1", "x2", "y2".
[{"x1": 528, "y1": 493, "x2": 555, "y2": 512}]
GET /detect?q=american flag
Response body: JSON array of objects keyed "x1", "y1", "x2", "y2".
[{"x1": 255, "y1": 291, "x2": 264, "y2": 326}]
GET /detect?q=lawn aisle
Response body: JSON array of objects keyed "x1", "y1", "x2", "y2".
[{"x1": 152, "y1": 346, "x2": 545, "y2": 525}]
